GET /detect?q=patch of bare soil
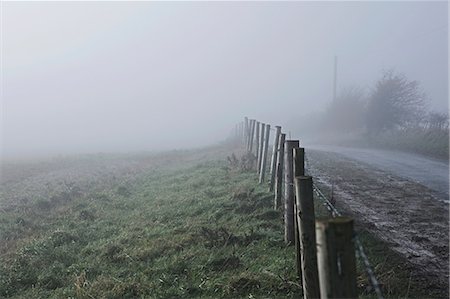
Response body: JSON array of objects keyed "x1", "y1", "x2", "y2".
[{"x1": 306, "y1": 149, "x2": 449, "y2": 297}]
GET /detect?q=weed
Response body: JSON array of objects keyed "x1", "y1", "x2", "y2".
[
  {"x1": 231, "y1": 185, "x2": 255, "y2": 201},
  {"x1": 228, "y1": 274, "x2": 261, "y2": 294},
  {"x1": 116, "y1": 186, "x2": 131, "y2": 197},
  {"x1": 207, "y1": 256, "x2": 242, "y2": 271},
  {"x1": 78, "y1": 209, "x2": 96, "y2": 221},
  {"x1": 50, "y1": 230, "x2": 78, "y2": 246}
]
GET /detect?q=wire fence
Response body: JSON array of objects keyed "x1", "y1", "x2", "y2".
[
  {"x1": 306, "y1": 155, "x2": 385, "y2": 299},
  {"x1": 238, "y1": 118, "x2": 385, "y2": 299}
]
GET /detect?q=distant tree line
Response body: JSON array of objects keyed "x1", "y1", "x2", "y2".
[
  {"x1": 320, "y1": 69, "x2": 448, "y2": 135},
  {"x1": 298, "y1": 69, "x2": 449, "y2": 158}
]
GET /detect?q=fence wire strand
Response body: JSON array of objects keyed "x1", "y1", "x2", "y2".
[
  {"x1": 306, "y1": 155, "x2": 385, "y2": 299},
  {"x1": 243, "y1": 122, "x2": 384, "y2": 299}
]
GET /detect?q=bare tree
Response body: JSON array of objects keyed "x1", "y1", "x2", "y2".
[
  {"x1": 425, "y1": 112, "x2": 449, "y2": 130},
  {"x1": 366, "y1": 70, "x2": 426, "y2": 134}
]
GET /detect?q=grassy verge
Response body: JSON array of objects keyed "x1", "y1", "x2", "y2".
[
  {"x1": 0, "y1": 148, "x2": 438, "y2": 298},
  {"x1": 369, "y1": 128, "x2": 449, "y2": 161},
  {"x1": 0, "y1": 154, "x2": 301, "y2": 298},
  {"x1": 307, "y1": 127, "x2": 449, "y2": 161}
]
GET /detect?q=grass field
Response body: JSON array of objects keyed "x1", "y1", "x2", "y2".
[{"x1": 0, "y1": 145, "x2": 439, "y2": 298}]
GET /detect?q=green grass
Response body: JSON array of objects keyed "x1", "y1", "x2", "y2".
[
  {"x1": 0, "y1": 150, "x2": 441, "y2": 298},
  {"x1": 0, "y1": 157, "x2": 301, "y2": 298}
]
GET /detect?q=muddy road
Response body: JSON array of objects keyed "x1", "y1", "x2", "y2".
[{"x1": 306, "y1": 148, "x2": 449, "y2": 296}]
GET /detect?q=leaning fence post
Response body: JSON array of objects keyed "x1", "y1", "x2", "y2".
[
  {"x1": 274, "y1": 133, "x2": 286, "y2": 210},
  {"x1": 259, "y1": 124, "x2": 271, "y2": 183},
  {"x1": 257, "y1": 123, "x2": 265, "y2": 174},
  {"x1": 269, "y1": 126, "x2": 282, "y2": 191},
  {"x1": 284, "y1": 140, "x2": 299, "y2": 244},
  {"x1": 316, "y1": 217, "x2": 357, "y2": 299},
  {"x1": 295, "y1": 176, "x2": 320, "y2": 299}
]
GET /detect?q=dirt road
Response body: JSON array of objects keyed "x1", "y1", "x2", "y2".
[{"x1": 306, "y1": 148, "x2": 449, "y2": 296}]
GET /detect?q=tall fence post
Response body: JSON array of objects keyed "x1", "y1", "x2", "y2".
[
  {"x1": 294, "y1": 148, "x2": 305, "y2": 177},
  {"x1": 248, "y1": 119, "x2": 256, "y2": 153},
  {"x1": 241, "y1": 121, "x2": 244, "y2": 143},
  {"x1": 259, "y1": 124, "x2": 271, "y2": 183},
  {"x1": 269, "y1": 126, "x2": 282, "y2": 192},
  {"x1": 274, "y1": 133, "x2": 286, "y2": 210},
  {"x1": 244, "y1": 116, "x2": 250, "y2": 150},
  {"x1": 295, "y1": 175, "x2": 320, "y2": 299},
  {"x1": 255, "y1": 121, "x2": 260, "y2": 163},
  {"x1": 293, "y1": 147, "x2": 305, "y2": 278},
  {"x1": 316, "y1": 217, "x2": 358, "y2": 299},
  {"x1": 247, "y1": 119, "x2": 251, "y2": 151},
  {"x1": 284, "y1": 140, "x2": 299, "y2": 244},
  {"x1": 257, "y1": 123, "x2": 265, "y2": 174}
]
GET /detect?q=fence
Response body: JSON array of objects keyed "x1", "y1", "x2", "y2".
[{"x1": 232, "y1": 117, "x2": 384, "y2": 299}]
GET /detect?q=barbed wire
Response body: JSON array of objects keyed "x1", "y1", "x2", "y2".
[
  {"x1": 305, "y1": 155, "x2": 384, "y2": 299},
  {"x1": 313, "y1": 184, "x2": 341, "y2": 217}
]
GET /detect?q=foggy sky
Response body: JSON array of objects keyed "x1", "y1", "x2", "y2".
[{"x1": 1, "y1": 1, "x2": 448, "y2": 158}]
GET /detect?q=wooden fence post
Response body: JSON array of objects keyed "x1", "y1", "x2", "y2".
[
  {"x1": 293, "y1": 147, "x2": 305, "y2": 278},
  {"x1": 294, "y1": 148, "x2": 305, "y2": 177},
  {"x1": 255, "y1": 121, "x2": 260, "y2": 163},
  {"x1": 244, "y1": 116, "x2": 250, "y2": 151},
  {"x1": 274, "y1": 133, "x2": 286, "y2": 210},
  {"x1": 295, "y1": 176, "x2": 320, "y2": 299},
  {"x1": 247, "y1": 119, "x2": 252, "y2": 151},
  {"x1": 259, "y1": 124, "x2": 271, "y2": 183},
  {"x1": 248, "y1": 119, "x2": 256, "y2": 153},
  {"x1": 269, "y1": 126, "x2": 282, "y2": 191},
  {"x1": 316, "y1": 217, "x2": 357, "y2": 299},
  {"x1": 257, "y1": 123, "x2": 265, "y2": 174},
  {"x1": 284, "y1": 140, "x2": 299, "y2": 244}
]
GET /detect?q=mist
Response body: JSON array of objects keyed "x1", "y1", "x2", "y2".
[
  {"x1": 2, "y1": 1, "x2": 448, "y2": 159},
  {"x1": 1, "y1": 2, "x2": 449, "y2": 297}
]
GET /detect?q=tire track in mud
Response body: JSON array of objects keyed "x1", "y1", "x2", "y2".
[{"x1": 306, "y1": 149, "x2": 449, "y2": 296}]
